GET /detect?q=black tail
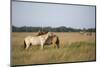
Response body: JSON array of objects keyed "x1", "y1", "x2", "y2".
[
  {"x1": 56, "y1": 36, "x2": 60, "y2": 48},
  {"x1": 24, "y1": 40, "x2": 26, "y2": 49}
]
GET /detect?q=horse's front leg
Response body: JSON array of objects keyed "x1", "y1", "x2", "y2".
[{"x1": 40, "y1": 43, "x2": 44, "y2": 49}]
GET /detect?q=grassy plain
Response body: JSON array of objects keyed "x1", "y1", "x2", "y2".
[{"x1": 11, "y1": 32, "x2": 96, "y2": 66}]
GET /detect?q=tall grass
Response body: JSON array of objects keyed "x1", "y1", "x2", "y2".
[{"x1": 12, "y1": 32, "x2": 96, "y2": 66}]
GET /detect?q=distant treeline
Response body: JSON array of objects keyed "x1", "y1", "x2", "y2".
[{"x1": 12, "y1": 26, "x2": 96, "y2": 32}]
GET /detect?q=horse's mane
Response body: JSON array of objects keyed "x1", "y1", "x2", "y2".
[{"x1": 36, "y1": 31, "x2": 48, "y2": 36}]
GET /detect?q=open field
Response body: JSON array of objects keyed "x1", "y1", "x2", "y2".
[{"x1": 11, "y1": 32, "x2": 96, "y2": 66}]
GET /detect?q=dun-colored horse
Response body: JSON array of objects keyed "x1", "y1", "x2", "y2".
[
  {"x1": 36, "y1": 31, "x2": 60, "y2": 48},
  {"x1": 24, "y1": 32, "x2": 53, "y2": 49}
]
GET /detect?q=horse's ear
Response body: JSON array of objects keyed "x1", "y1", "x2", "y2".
[{"x1": 48, "y1": 32, "x2": 53, "y2": 37}]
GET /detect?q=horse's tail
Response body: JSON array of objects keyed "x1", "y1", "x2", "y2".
[
  {"x1": 56, "y1": 36, "x2": 60, "y2": 48},
  {"x1": 24, "y1": 40, "x2": 26, "y2": 49}
]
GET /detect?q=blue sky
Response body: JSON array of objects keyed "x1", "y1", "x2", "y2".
[{"x1": 12, "y1": 1, "x2": 96, "y2": 29}]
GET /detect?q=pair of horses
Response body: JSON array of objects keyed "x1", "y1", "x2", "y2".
[{"x1": 24, "y1": 31, "x2": 60, "y2": 49}]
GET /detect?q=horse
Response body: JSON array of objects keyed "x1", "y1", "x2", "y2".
[
  {"x1": 36, "y1": 31, "x2": 60, "y2": 48},
  {"x1": 24, "y1": 32, "x2": 53, "y2": 49}
]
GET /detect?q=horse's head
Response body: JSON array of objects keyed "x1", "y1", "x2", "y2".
[
  {"x1": 37, "y1": 31, "x2": 48, "y2": 36},
  {"x1": 47, "y1": 32, "x2": 54, "y2": 37}
]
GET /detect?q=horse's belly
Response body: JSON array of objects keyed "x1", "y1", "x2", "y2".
[{"x1": 30, "y1": 38, "x2": 40, "y2": 45}]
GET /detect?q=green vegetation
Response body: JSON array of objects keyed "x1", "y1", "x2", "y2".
[{"x1": 12, "y1": 26, "x2": 96, "y2": 32}]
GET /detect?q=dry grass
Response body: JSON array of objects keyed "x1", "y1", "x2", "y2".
[{"x1": 11, "y1": 32, "x2": 96, "y2": 66}]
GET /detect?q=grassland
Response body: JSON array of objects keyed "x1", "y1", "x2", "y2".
[{"x1": 11, "y1": 32, "x2": 96, "y2": 66}]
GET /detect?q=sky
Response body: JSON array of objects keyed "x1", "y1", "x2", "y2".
[{"x1": 12, "y1": 1, "x2": 96, "y2": 29}]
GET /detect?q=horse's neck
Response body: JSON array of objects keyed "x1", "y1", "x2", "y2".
[
  {"x1": 40, "y1": 33, "x2": 49, "y2": 40},
  {"x1": 44, "y1": 34, "x2": 49, "y2": 40}
]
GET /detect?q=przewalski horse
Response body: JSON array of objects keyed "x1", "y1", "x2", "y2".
[
  {"x1": 24, "y1": 32, "x2": 53, "y2": 49},
  {"x1": 36, "y1": 31, "x2": 60, "y2": 48}
]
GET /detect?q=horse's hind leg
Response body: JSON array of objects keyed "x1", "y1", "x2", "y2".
[
  {"x1": 24, "y1": 40, "x2": 26, "y2": 49},
  {"x1": 56, "y1": 44, "x2": 60, "y2": 48},
  {"x1": 56, "y1": 36, "x2": 60, "y2": 48},
  {"x1": 25, "y1": 41, "x2": 30, "y2": 50}
]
